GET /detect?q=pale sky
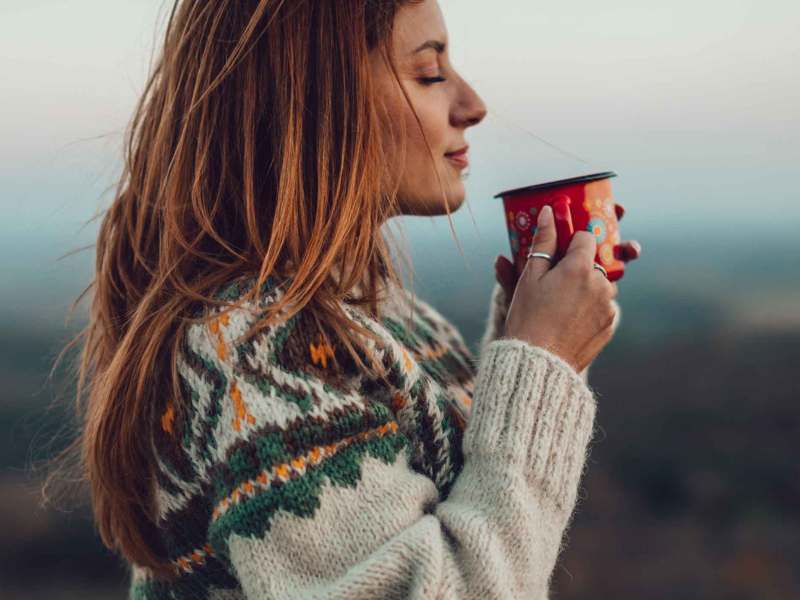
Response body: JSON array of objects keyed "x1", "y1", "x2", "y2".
[{"x1": 1, "y1": 0, "x2": 798, "y2": 279}]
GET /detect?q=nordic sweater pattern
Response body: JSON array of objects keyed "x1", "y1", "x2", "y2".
[{"x1": 128, "y1": 275, "x2": 611, "y2": 600}]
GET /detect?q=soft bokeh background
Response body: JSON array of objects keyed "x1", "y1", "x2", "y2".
[{"x1": 2, "y1": 0, "x2": 798, "y2": 598}]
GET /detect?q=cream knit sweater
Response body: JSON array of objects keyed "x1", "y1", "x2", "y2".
[{"x1": 129, "y1": 276, "x2": 621, "y2": 599}]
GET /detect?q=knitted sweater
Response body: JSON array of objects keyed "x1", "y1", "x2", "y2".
[{"x1": 128, "y1": 275, "x2": 617, "y2": 599}]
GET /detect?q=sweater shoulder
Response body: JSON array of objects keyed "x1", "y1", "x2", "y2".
[
  {"x1": 170, "y1": 275, "x2": 474, "y2": 485},
  {"x1": 151, "y1": 273, "x2": 371, "y2": 491},
  {"x1": 147, "y1": 275, "x2": 407, "y2": 563},
  {"x1": 177, "y1": 275, "x2": 389, "y2": 461},
  {"x1": 155, "y1": 276, "x2": 470, "y2": 484},
  {"x1": 145, "y1": 276, "x2": 475, "y2": 584}
]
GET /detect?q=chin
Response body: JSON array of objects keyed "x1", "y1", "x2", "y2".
[
  {"x1": 413, "y1": 195, "x2": 465, "y2": 216},
  {"x1": 394, "y1": 179, "x2": 466, "y2": 217},
  {"x1": 426, "y1": 180, "x2": 467, "y2": 215},
  {"x1": 440, "y1": 192, "x2": 465, "y2": 214},
  {"x1": 442, "y1": 186, "x2": 466, "y2": 213}
]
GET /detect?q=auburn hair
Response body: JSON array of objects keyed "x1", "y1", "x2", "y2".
[{"x1": 43, "y1": 0, "x2": 464, "y2": 581}]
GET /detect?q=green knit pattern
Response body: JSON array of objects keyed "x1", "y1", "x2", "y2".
[{"x1": 128, "y1": 275, "x2": 478, "y2": 599}]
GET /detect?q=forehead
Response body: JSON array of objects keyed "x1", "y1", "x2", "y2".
[{"x1": 392, "y1": 1, "x2": 447, "y2": 55}]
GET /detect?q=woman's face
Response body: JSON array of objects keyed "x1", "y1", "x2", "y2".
[{"x1": 372, "y1": 0, "x2": 487, "y2": 218}]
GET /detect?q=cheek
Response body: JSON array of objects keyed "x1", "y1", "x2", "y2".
[{"x1": 403, "y1": 95, "x2": 449, "y2": 161}]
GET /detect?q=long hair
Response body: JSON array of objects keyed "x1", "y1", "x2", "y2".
[{"x1": 43, "y1": 0, "x2": 463, "y2": 580}]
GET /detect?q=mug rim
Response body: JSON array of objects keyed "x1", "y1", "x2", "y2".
[{"x1": 494, "y1": 171, "x2": 617, "y2": 199}]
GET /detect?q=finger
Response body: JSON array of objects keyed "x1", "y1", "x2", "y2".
[
  {"x1": 494, "y1": 255, "x2": 518, "y2": 299},
  {"x1": 614, "y1": 241, "x2": 642, "y2": 262},
  {"x1": 592, "y1": 265, "x2": 616, "y2": 296},
  {"x1": 627, "y1": 240, "x2": 642, "y2": 259},
  {"x1": 500, "y1": 255, "x2": 520, "y2": 287},
  {"x1": 522, "y1": 205, "x2": 558, "y2": 281},
  {"x1": 598, "y1": 274, "x2": 618, "y2": 300},
  {"x1": 562, "y1": 230, "x2": 598, "y2": 270}
]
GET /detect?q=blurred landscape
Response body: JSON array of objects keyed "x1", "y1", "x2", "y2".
[
  {"x1": 3, "y1": 0, "x2": 799, "y2": 597},
  {"x1": 2, "y1": 227, "x2": 799, "y2": 599}
]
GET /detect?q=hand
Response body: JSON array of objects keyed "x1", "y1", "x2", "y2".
[
  {"x1": 501, "y1": 206, "x2": 637, "y2": 373},
  {"x1": 495, "y1": 241, "x2": 641, "y2": 312}
]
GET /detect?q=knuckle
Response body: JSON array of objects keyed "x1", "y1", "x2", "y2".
[
  {"x1": 535, "y1": 225, "x2": 555, "y2": 241},
  {"x1": 565, "y1": 259, "x2": 589, "y2": 279},
  {"x1": 597, "y1": 315, "x2": 614, "y2": 335},
  {"x1": 588, "y1": 271, "x2": 607, "y2": 291},
  {"x1": 605, "y1": 304, "x2": 617, "y2": 327},
  {"x1": 593, "y1": 303, "x2": 614, "y2": 328},
  {"x1": 577, "y1": 231, "x2": 598, "y2": 247}
]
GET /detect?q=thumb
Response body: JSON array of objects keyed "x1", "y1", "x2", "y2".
[
  {"x1": 522, "y1": 205, "x2": 558, "y2": 281},
  {"x1": 494, "y1": 255, "x2": 517, "y2": 300}
]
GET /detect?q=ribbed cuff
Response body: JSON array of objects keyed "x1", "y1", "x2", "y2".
[{"x1": 463, "y1": 338, "x2": 597, "y2": 512}]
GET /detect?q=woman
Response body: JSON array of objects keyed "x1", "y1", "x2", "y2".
[{"x1": 56, "y1": 0, "x2": 642, "y2": 598}]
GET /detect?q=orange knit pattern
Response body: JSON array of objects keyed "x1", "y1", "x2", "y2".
[
  {"x1": 210, "y1": 421, "x2": 399, "y2": 523},
  {"x1": 209, "y1": 312, "x2": 231, "y2": 361},
  {"x1": 309, "y1": 337, "x2": 335, "y2": 368},
  {"x1": 229, "y1": 381, "x2": 256, "y2": 432},
  {"x1": 160, "y1": 401, "x2": 175, "y2": 434},
  {"x1": 172, "y1": 543, "x2": 215, "y2": 575}
]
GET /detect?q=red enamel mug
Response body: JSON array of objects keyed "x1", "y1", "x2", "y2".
[{"x1": 494, "y1": 171, "x2": 626, "y2": 282}]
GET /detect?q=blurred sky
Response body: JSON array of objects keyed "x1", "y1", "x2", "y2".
[{"x1": 1, "y1": 0, "x2": 798, "y2": 323}]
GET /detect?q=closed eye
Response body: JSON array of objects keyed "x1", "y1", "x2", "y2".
[{"x1": 418, "y1": 76, "x2": 447, "y2": 85}]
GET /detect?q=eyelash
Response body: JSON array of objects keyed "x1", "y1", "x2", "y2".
[{"x1": 418, "y1": 76, "x2": 447, "y2": 85}]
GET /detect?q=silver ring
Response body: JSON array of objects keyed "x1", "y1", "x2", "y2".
[
  {"x1": 526, "y1": 250, "x2": 553, "y2": 262},
  {"x1": 593, "y1": 263, "x2": 609, "y2": 279}
]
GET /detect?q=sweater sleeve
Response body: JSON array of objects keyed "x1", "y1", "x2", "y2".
[
  {"x1": 200, "y1": 318, "x2": 598, "y2": 599},
  {"x1": 479, "y1": 282, "x2": 623, "y2": 385}
]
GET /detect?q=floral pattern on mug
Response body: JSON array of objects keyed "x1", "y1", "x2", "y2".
[
  {"x1": 515, "y1": 211, "x2": 531, "y2": 231},
  {"x1": 600, "y1": 243, "x2": 615, "y2": 264},
  {"x1": 509, "y1": 229, "x2": 519, "y2": 254},
  {"x1": 587, "y1": 217, "x2": 607, "y2": 244},
  {"x1": 584, "y1": 196, "x2": 612, "y2": 214}
]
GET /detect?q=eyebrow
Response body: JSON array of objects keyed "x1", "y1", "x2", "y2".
[{"x1": 412, "y1": 40, "x2": 446, "y2": 55}]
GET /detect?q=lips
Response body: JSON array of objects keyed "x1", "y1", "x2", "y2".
[
  {"x1": 445, "y1": 145, "x2": 469, "y2": 158},
  {"x1": 445, "y1": 145, "x2": 469, "y2": 168}
]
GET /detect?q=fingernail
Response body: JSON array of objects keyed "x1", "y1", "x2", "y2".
[
  {"x1": 633, "y1": 241, "x2": 642, "y2": 254},
  {"x1": 538, "y1": 205, "x2": 552, "y2": 227}
]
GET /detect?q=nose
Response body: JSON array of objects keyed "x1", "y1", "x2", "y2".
[{"x1": 451, "y1": 75, "x2": 487, "y2": 129}]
